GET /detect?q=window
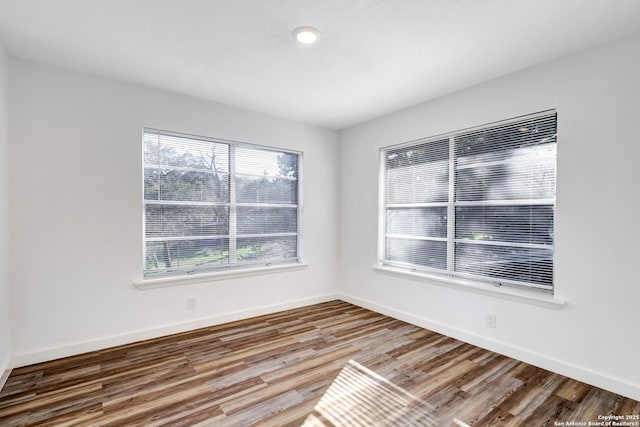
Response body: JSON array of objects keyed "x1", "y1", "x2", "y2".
[
  {"x1": 380, "y1": 111, "x2": 557, "y2": 292},
  {"x1": 143, "y1": 129, "x2": 301, "y2": 278}
]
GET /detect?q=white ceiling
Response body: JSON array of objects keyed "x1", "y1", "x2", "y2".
[{"x1": 1, "y1": 0, "x2": 639, "y2": 130}]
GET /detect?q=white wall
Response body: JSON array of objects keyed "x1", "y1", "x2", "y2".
[
  {"x1": 0, "y1": 40, "x2": 11, "y2": 384},
  {"x1": 8, "y1": 59, "x2": 340, "y2": 365},
  {"x1": 339, "y1": 33, "x2": 640, "y2": 400}
]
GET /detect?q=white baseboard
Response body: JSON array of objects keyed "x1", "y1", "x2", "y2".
[
  {"x1": 0, "y1": 355, "x2": 11, "y2": 391},
  {"x1": 12, "y1": 293, "x2": 340, "y2": 368},
  {"x1": 338, "y1": 292, "x2": 640, "y2": 402}
]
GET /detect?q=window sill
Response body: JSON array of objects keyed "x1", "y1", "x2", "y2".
[
  {"x1": 373, "y1": 265, "x2": 566, "y2": 309},
  {"x1": 134, "y1": 262, "x2": 309, "y2": 290}
]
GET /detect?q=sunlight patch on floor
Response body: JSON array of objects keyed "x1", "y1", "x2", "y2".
[{"x1": 302, "y1": 359, "x2": 437, "y2": 426}]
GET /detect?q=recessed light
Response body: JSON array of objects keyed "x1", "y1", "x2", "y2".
[{"x1": 293, "y1": 26, "x2": 319, "y2": 44}]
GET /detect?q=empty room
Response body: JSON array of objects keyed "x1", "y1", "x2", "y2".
[{"x1": 0, "y1": 1, "x2": 639, "y2": 426}]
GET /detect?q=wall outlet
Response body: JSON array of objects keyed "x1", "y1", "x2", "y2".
[
  {"x1": 485, "y1": 313, "x2": 496, "y2": 328},
  {"x1": 187, "y1": 296, "x2": 197, "y2": 310}
]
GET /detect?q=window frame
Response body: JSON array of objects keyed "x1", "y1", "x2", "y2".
[
  {"x1": 378, "y1": 110, "x2": 557, "y2": 293},
  {"x1": 141, "y1": 128, "x2": 303, "y2": 280}
]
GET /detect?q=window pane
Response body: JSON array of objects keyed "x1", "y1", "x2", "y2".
[
  {"x1": 385, "y1": 238, "x2": 446, "y2": 270},
  {"x1": 236, "y1": 176, "x2": 297, "y2": 204},
  {"x1": 455, "y1": 242, "x2": 553, "y2": 287},
  {"x1": 455, "y1": 116, "x2": 556, "y2": 158},
  {"x1": 385, "y1": 139, "x2": 449, "y2": 204},
  {"x1": 236, "y1": 236, "x2": 298, "y2": 263},
  {"x1": 145, "y1": 206, "x2": 229, "y2": 238},
  {"x1": 455, "y1": 205, "x2": 554, "y2": 245},
  {"x1": 154, "y1": 133, "x2": 229, "y2": 172},
  {"x1": 157, "y1": 171, "x2": 229, "y2": 203},
  {"x1": 386, "y1": 207, "x2": 447, "y2": 238},
  {"x1": 144, "y1": 169, "x2": 159, "y2": 200},
  {"x1": 144, "y1": 238, "x2": 229, "y2": 276},
  {"x1": 236, "y1": 147, "x2": 296, "y2": 178},
  {"x1": 386, "y1": 139, "x2": 449, "y2": 168},
  {"x1": 143, "y1": 132, "x2": 160, "y2": 165},
  {"x1": 455, "y1": 144, "x2": 556, "y2": 202},
  {"x1": 237, "y1": 207, "x2": 297, "y2": 235}
]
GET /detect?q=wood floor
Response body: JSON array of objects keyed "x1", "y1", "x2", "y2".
[{"x1": 0, "y1": 301, "x2": 638, "y2": 426}]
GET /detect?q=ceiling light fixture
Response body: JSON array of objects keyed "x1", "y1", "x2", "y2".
[{"x1": 293, "y1": 26, "x2": 319, "y2": 44}]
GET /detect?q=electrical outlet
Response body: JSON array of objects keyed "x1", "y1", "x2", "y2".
[
  {"x1": 485, "y1": 313, "x2": 496, "y2": 328},
  {"x1": 187, "y1": 296, "x2": 197, "y2": 310}
]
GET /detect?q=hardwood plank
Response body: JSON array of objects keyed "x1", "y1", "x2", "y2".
[
  {"x1": 0, "y1": 300, "x2": 637, "y2": 426},
  {"x1": 554, "y1": 377, "x2": 594, "y2": 403},
  {"x1": 519, "y1": 394, "x2": 577, "y2": 426}
]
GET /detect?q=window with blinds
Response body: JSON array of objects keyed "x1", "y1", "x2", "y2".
[
  {"x1": 381, "y1": 111, "x2": 557, "y2": 291},
  {"x1": 143, "y1": 129, "x2": 301, "y2": 278}
]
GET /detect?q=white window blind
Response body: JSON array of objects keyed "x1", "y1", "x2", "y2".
[
  {"x1": 143, "y1": 129, "x2": 301, "y2": 278},
  {"x1": 381, "y1": 111, "x2": 557, "y2": 291}
]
